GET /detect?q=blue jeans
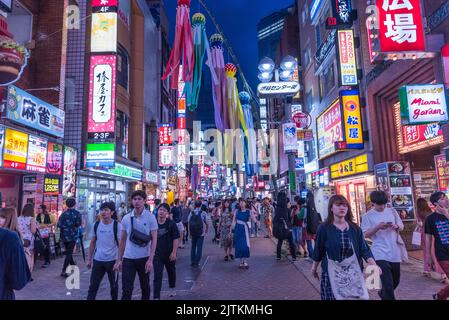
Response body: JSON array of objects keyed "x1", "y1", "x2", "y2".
[
  {"x1": 251, "y1": 220, "x2": 259, "y2": 236},
  {"x1": 291, "y1": 227, "x2": 302, "y2": 247},
  {"x1": 306, "y1": 240, "x2": 314, "y2": 257},
  {"x1": 191, "y1": 235, "x2": 204, "y2": 265}
]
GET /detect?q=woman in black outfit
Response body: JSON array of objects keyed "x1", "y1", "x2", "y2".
[{"x1": 273, "y1": 192, "x2": 297, "y2": 261}]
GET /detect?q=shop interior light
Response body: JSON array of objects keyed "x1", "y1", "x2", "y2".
[
  {"x1": 280, "y1": 55, "x2": 297, "y2": 71},
  {"x1": 258, "y1": 57, "x2": 275, "y2": 73}
]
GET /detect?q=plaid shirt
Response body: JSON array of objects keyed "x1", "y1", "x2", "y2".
[{"x1": 57, "y1": 209, "x2": 82, "y2": 243}]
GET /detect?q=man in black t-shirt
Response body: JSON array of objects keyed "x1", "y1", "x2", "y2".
[
  {"x1": 170, "y1": 199, "x2": 185, "y2": 249},
  {"x1": 425, "y1": 191, "x2": 449, "y2": 300},
  {"x1": 154, "y1": 203, "x2": 180, "y2": 300}
]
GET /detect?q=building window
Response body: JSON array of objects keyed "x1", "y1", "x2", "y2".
[
  {"x1": 6, "y1": 1, "x2": 33, "y2": 46},
  {"x1": 319, "y1": 63, "x2": 335, "y2": 101},
  {"x1": 315, "y1": 25, "x2": 321, "y2": 48},
  {"x1": 117, "y1": 45, "x2": 129, "y2": 91},
  {"x1": 116, "y1": 110, "x2": 129, "y2": 158},
  {"x1": 145, "y1": 124, "x2": 152, "y2": 154},
  {"x1": 305, "y1": 89, "x2": 313, "y2": 113}
]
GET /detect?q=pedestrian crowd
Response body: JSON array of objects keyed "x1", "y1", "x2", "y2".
[{"x1": 1, "y1": 189, "x2": 449, "y2": 301}]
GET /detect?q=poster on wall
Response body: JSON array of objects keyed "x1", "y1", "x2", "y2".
[
  {"x1": 63, "y1": 146, "x2": 77, "y2": 199},
  {"x1": 6, "y1": 86, "x2": 65, "y2": 138},
  {"x1": 88, "y1": 55, "x2": 117, "y2": 140},
  {"x1": 3, "y1": 128, "x2": 28, "y2": 170},
  {"x1": 26, "y1": 135, "x2": 48, "y2": 173},
  {"x1": 46, "y1": 142, "x2": 63, "y2": 175},
  {"x1": 317, "y1": 100, "x2": 343, "y2": 159}
]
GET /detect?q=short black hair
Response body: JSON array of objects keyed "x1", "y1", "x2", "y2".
[
  {"x1": 174, "y1": 199, "x2": 179, "y2": 205},
  {"x1": 201, "y1": 204, "x2": 208, "y2": 212},
  {"x1": 158, "y1": 203, "x2": 170, "y2": 213},
  {"x1": 66, "y1": 198, "x2": 76, "y2": 208},
  {"x1": 100, "y1": 201, "x2": 115, "y2": 212},
  {"x1": 131, "y1": 190, "x2": 147, "y2": 200},
  {"x1": 155, "y1": 199, "x2": 161, "y2": 205},
  {"x1": 370, "y1": 191, "x2": 389, "y2": 205},
  {"x1": 194, "y1": 200, "x2": 202, "y2": 208},
  {"x1": 40, "y1": 204, "x2": 47, "y2": 211},
  {"x1": 430, "y1": 191, "x2": 446, "y2": 205}
]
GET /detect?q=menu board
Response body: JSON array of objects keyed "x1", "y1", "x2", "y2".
[
  {"x1": 375, "y1": 161, "x2": 415, "y2": 220},
  {"x1": 26, "y1": 135, "x2": 48, "y2": 173}
]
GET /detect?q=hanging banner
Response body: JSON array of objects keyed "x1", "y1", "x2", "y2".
[
  {"x1": 341, "y1": 89, "x2": 364, "y2": 148},
  {"x1": 91, "y1": 11, "x2": 118, "y2": 53},
  {"x1": 159, "y1": 146, "x2": 174, "y2": 167},
  {"x1": 336, "y1": 29, "x2": 358, "y2": 86},
  {"x1": 295, "y1": 158, "x2": 305, "y2": 171},
  {"x1": 44, "y1": 176, "x2": 61, "y2": 195},
  {"x1": 46, "y1": 142, "x2": 63, "y2": 175},
  {"x1": 6, "y1": 86, "x2": 65, "y2": 138},
  {"x1": 86, "y1": 143, "x2": 115, "y2": 168},
  {"x1": 399, "y1": 84, "x2": 448, "y2": 124},
  {"x1": 297, "y1": 129, "x2": 314, "y2": 141},
  {"x1": 26, "y1": 135, "x2": 48, "y2": 173},
  {"x1": 88, "y1": 55, "x2": 116, "y2": 140},
  {"x1": 331, "y1": 0, "x2": 353, "y2": 27},
  {"x1": 63, "y1": 146, "x2": 77, "y2": 198},
  {"x1": 3, "y1": 128, "x2": 28, "y2": 170},
  {"x1": 435, "y1": 154, "x2": 449, "y2": 193},
  {"x1": 282, "y1": 123, "x2": 298, "y2": 153},
  {"x1": 317, "y1": 99, "x2": 343, "y2": 159},
  {"x1": 330, "y1": 154, "x2": 369, "y2": 179},
  {"x1": 159, "y1": 124, "x2": 174, "y2": 145},
  {"x1": 376, "y1": 0, "x2": 425, "y2": 53},
  {"x1": 0, "y1": 126, "x2": 4, "y2": 167}
]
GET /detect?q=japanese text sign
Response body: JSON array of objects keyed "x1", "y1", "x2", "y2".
[
  {"x1": 341, "y1": 89, "x2": 364, "y2": 148},
  {"x1": 436, "y1": 154, "x2": 449, "y2": 192},
  {"x1": 46, "y1": 142, "x2": 63, "y2": 175},
  {"x1": 86, "y1": 143, "x2": 114, "y2": 168},
  {"x1": 6, "y1": 86, "x2": 65, "y2": 138},
  {"x1": 317, "y1": 100, "x2": 343, "y2": 159},
  {"x1": 26, "y1": 135, "x2": 48, "y2": 173},
  {"x1": 331, "y1": 0, "x2": 353, "y2": 27},
  {"x1": 63, "y1": 146, "x2": 77, "y2": 198},
  {"x1": 377, "y1": 0, "x2": 425, "y2": 52},
  {"x1": 44, "y1": 176, "x2": 61, "y2": 195},
  {"x1": 402, "y1": 123, "x2": 442, "y2": 146},
  {"x1": 330, "y1": 154, "x2": 369, "y2": 179},
  {"x1": 399, "y1": 84, "x2": 448, "y2": 124},
  {"x1": 159, "y1": 146, "x2": 174, "y2": 167},
  {"x1": 159, "y1": 124, "x2": 174, "y2": 145},
  {"x1": 88, "y1": 55, "x2": 116, "y2": 137},
  {"x1": 3, "y1": 128, "x2": 28, "y2": 170},
  {"x1": 337, "y1": 30, "x2": 358, "y2": 86}
]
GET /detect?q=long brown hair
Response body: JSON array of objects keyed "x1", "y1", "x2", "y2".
[
  {"x1": 0, "y1": 207, "x2": 21, "y2": 238},
  {"x1": 21, "y1": 203, "x2": 35, "y2": 217},
  {"x1": 416, "y1": 198, "x2": 432, "y2": 221},
  {"x1": 325, "y1": 195, "x2": 357, "y2": 227}
]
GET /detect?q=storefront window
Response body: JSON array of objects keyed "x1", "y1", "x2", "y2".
[
  {"x1": 97, "y1": 179, "x2": 110, "y2": 189},
  {"x1": 88, "y1": 178, "x2": 96, "y2": 188},
  {"x1": 116, "y1": 180, "x2": 126, "y2": 191},
  {"x1": 78, "y1": 176, "x2": 88, "y2": 188}
]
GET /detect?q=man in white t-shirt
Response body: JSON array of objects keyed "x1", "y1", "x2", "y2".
[
  {"x1": 114, "y1": 191, "x2": 158, "y2": 300},
  {"x1": 361, "y1": 190, "x2": 404, "y2": 300},
  {"x1": 87, "y1": 201, "x2": 121, "y2": 300}
]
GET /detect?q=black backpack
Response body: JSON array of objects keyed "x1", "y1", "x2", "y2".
[
  {"x1": 189, "y1": 211, "x2": 204, "y2": 237},
  {"x1": 94, "y1": 220, "x2": 119, "y2": 246},
  {"x1": 306, "y1": 208, "x2": 322, "y2": 235}
]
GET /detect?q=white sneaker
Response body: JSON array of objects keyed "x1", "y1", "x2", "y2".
[{"x1": 169, "y1": 288, "x2": 176, "y2": 297}]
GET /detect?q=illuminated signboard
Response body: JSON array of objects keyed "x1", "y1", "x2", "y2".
[
  {"x1": 3, "y1": 128, "x2": 28, "y2": 170},
  {"x1": 330, "y1": 154, "x2": 369, "y2": 179},
  {"x1": 44, "y1": 176, "x2": 61, "y2": 195},
  {"x1": 331, "y1": 0, "x2": 353, "y2": 27},
  {"x1": 159, "y1": 124, "x2": 174, "y2": 145},
  {"x1": 159, "y1": 146, "x2": 174, "y2": 167},
  {"x1": 283, "y1": 123, "x2": 297, "y2": 153},
  {"x1": 341, "y1": 89, "x2": 364, "y2": 149},
  {"x1": 86, "y1": 143, "x2": 115, "y2": 168},
  {"x1": 63, "y1": 146, "x2": 77, "y2": 198},
  {"x1": 46, "y1": 142, "x2": 63, "y2": 175},
  {"x1": 376, "y1": 0, "x2": 425, "y2": 53},
  {"x1": 337, "y1": 29, "x2": 358, "y2": 86},
  {"x1": 26, "y1": 135, "x2": 48, "y2": 173},
  {"x1": 0, "y1": 126, "x2": 4, "y2": 166},
  {"x1": 88, "y1": 55, "x2": 116, "y2": 140},
  {"x1": 91, "y1": 11, "x2": 118, "y2": 53},
  {"x1": 91, "y1": 163, "x2": 142, "y2": 181},
  {"x1": 317, "y1": 100, "x2": 343, "y2": 159},
  {"x1": 399, "y1": 84, "x2": 448, "y2": 125},
  {"x1": 6, "y1": 86, "x2": 65, "y2": 138},
  {"x1": 435, "y1": 154, "x2": 449, "y2": 193}
]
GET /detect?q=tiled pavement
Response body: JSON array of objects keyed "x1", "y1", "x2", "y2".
[{"x1": 15, "y1": 230, "x2": 446, "y2": 300}]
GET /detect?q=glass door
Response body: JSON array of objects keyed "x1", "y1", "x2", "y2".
[
  {"x1": 348, "y1": 184, "x2": 358, "y2": 224},
  {"x1": 355, "y1": 183, "x2": 367, "y2": 224}
]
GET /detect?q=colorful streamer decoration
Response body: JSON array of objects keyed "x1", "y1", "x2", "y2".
[
  {"x1": 162, "y1": 0, "x2": 194, "y2": 89},
  {"x1": 225, "y1": 63, "x2": 248, "y2": 135},
  {"x1": 239, "y1": 92, "x2": 257, "y2": 177},
  {"x1": 184, "y1": 13, "x2": 215, "y2": 111},
  {"x1": 208, "y1": 34, "x2": 228, "y2": 132}
]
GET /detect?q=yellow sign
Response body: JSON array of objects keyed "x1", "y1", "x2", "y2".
[
  {"x1": 3, "y1": 128, "x2": 28, "y2": 170},
  {"x1": 341, "y1": 90, "x2": 364, "y2": 148},
  {"x1": 330, "y1": 154, "x2": 368, "y2": 179}
]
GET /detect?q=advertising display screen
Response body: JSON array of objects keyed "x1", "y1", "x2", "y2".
[
  {"x1": 317, "y1": 100, "x2": 343, "y2": 159},
  {"x1": 26, "y1": 135, "x2": 48, "y2": 173}
]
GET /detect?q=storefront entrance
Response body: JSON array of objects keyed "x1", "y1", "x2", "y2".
[{"x1": 336, "y1": 181, "x2": 366, "y2": 225}]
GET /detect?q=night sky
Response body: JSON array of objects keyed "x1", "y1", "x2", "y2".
[{"x1": 164, "y1": 0, "x2": 295, "y2": 92}]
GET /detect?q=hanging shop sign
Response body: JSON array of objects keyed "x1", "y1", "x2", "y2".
[
  {"x1": 336, "y1": 29, "x2": 358, "y2": 86},
  {"x1": 63, "y1": 146, "x2": 77, "y2": 198},
  {"x1": 295, "y1": 157, "x2": 305, "y2": 171},
  {"x1": 282, "y1": 123, "x2": 298, "y2": 153},
  {"x1": 92, "y1": 163, "x2": 142, "y2": 181},
  {"x1": 159, "y1": 124, "x2": 174, "y2": 145},
  {"x1": 3, "y1": 128, "x2": 28, "y2": 170},
  {"x1": 23, "y1": 176, "x2": 37, "y2": 192},
  {"x1": 310, "y1": 168, "x2": 330, "y2": 188},
  {"x1": 26, "y1": 135, "x2": 47, "y2": 173},
  {"x1": 91, "y1": 9, "x2": 118, "y2": 53},
  {"x1": 376, "y1": 0, "x2": 425, "y2": 53},
  {"x1": 331, "y1": 0, "x2": 353, "y2": 27},
  {"x1": 292, "y1": 111, "x2": 312, "y2": 129},
  {"x1": 88, "y1": 55, "x2": 116, "y2": 140},
  {"x1": 317, "y1": 99, "x2": 343, "y2": 159},
  {"x1": 435, "y1": 154, "x2": 449, "y2": 193},
  {"x1": 44, "y1": 176, "x2": 61, "y2": 195},
  {"x1": 399, "y1": 84, "x2": 448, "y2": 125},
  {"x1": 159, "y1": 146, "x2": 174, "y2": 167},
  {"x1": 297, "y1": 129, "x2": 314, "y2": 141},
  {"x1": 340, "y1": 89, "x2": 364, "y2": 148},
  {"x1": 443, "y1": 44, "x2": 449, "y2": 89},
  {"x1": 315, "y1": 30, "x2": 336, "y2": 68},
  {"x1": 0, "y1": 126, "x2": 4, "y2": 167},
  {"x1": 46, "y1": 142, "x2": 63, "y2": 175},
  {"x1": 92, "y1": 0, "x2": 118, "y2": 8},
  {"x1": 330, "y1": 154, "x2": 368, "y2": 179},
  {"x1": 86, "y1": 143, "x2": 115, "y2": 168},
  {"x1": 257, "y1": 82, "x2": 300, "y2": 98},
  {"x1": 6, "y1": 86, "x2": 65, "y2": 138},
  {"x1": 144, "y1": 170, "x2": 159, "y2": 185}
]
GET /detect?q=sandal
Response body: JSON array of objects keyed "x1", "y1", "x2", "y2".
[
  {"x1": 243, "y1": 262, "x2": 249, "y2": 269},
  {"x1": 239, "y1": 263, "x2": 245, "y2": 269}
]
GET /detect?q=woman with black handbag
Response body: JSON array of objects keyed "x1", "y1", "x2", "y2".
[
  {"x1": 273, "y1": 192, "x2": 297, "y2": 261},
  {"x1": 36, "y1": 205, "x2": 56, "y2": 268}
]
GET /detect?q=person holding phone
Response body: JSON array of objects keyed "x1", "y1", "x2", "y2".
[{"x1": 361, "y1": 191, "x2": 404, "y2": 300}]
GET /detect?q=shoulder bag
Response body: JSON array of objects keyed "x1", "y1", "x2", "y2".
[
  {"x1": 129, "y1": 217, "x2": 152, "y2": 247},
  {"x1": 392, "y1": 209, "x2": 409, "y2": 262}
]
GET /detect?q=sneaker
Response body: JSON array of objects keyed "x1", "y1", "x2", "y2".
[{"x1": 169, "y1": 288, "x2": 176, "y2": 297}]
